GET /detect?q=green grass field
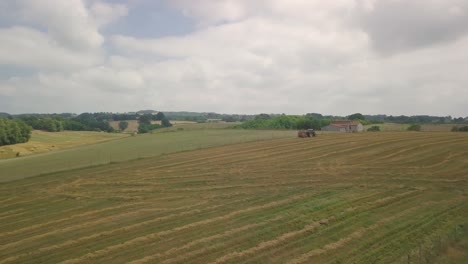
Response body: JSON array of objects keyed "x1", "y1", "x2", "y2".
[
  {"x1": 0, "y1": 129, "x2": 294, "y2": 182},
  {"x1": 0, "y1": 132, "x2": 467, "y2": 263}
]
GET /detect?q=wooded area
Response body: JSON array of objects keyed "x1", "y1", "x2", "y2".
[{"x1": 0, "y1": 118, "x2": 32, "y2": 146}]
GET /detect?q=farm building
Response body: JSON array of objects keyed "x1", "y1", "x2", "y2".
[{"x1": 322, "y1": 121, "x2": 364, "y2": 133}]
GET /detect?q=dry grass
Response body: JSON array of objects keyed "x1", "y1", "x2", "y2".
[
  {"x1": 0, "y1": 132, "x2": 467, "y2": 263},
  {"x1": 0, "y1": 130, "x2": 126, "y2": 159}
]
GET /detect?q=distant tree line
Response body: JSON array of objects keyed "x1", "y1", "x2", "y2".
[
  {"x1": 236, "y1": 114, "x2": 331, "y2": 130},
  {"x1": 19, "y1": 117, "x2": 65, "y2": 132},
  {"x1": 3, "y1": 111, "x2": 467, "y2": 133},
  {"x1": 0, "y1": 118, "x2": 32, "y2": 146},
  {"x1": 364, "y1": 114, "x2": 467, "y2": 124},
  {"x1": 5, "y1": 111, "x2": 176, "y2": 133},
  {"x1": 18, "y1": 114, "x2": 114, "y2": 133},
  {"x1": 137, "y1": 113, "x2": 172, "y2": 134},
  {"x1": 235, "y1": 112, "x2": 467, "y2": 131},
  {"x1": 164, "y1": 111, "x2": 255, "y2": 123}
]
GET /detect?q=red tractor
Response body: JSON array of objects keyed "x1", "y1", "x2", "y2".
[{"x1": 298, "y1": 129, "x2": 316, "y2": 138}]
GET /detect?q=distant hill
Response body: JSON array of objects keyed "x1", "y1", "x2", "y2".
[
  {"x1": 137, "y1": 110, "x2": 159, "y2": 115},
  {"x1": 0, "y1": 112, "x2": 11, "y2": 118}
]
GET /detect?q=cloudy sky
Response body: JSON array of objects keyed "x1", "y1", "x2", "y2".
[{"x1": 0, "y1": 0, "x2": 467, "y2": 116}]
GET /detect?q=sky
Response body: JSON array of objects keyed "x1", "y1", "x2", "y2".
[{"x1": 0, "y1": 0, "x2": 467, "y2": 116}]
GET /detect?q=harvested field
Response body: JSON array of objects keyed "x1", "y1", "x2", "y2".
[
  {"x1": 0, "y1": 130, "x2": 126, "y2": 160},
  {"x1": 0, "y1": 132, "x2": 467, "y2": 263},
  {"x1": 363, "y1": 123, "x2": 409, "y2": 131},
  {"x1": 421, "y1": 124, "x2": 459, "y2": 132}
]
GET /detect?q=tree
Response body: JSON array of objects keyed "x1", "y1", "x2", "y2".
[
  {"x1": 138, "y1": 123, "x2": 151, "y2": 134},
  {"x1": 154, "y1": 112, "x2": 166, "y2": 121},
  {"x1": 73, "y1": 113, "x2": 113, "y2": 132},
  {"x1": 255, "y1": 114, "x2": 271, "y2": 120},
  {"x1": 348, "y1": 113, "x2": 365, "y2": 120},
  {"x1": 306, "y1": 113, "x2": 323, "y2": 119},
  {"x1": 367, "y1": 126, "x2": 381, "y2": 132},
  {"x1": 138, "y1": 114, "x2": 153, "y2": 124},
  {"x1": 63, "y1": 120, "x2": 87, "y2": 131},
  {"x1": 119, "y1": 121, "x2": 129, "y2": 131},
  {"x1": 239, "y1": 115, "x2": 330, "y2": 130},
  {"x1": 161, "y1": 117, "x2": 172, "y2": 127},
  {"x1": 0, "y1": 118, "x2": 32, "y2": 146},
  {"x1": 137, "y1": 114, "x2": 155, "y2": 133},
  {"x1": 138, "y1": 123, "x2": 163, "y2": 134},
  {"x1": 222, "y1": 115, "x2": 238, "y2": 122}
]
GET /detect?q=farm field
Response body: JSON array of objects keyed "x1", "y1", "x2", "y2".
[
  {"x1": 155, "y1": 122, "x2": 240, "y2": 132},
  {"x1": 0, "y1": 129, "x2": 294, "y2": 182},
  {"x1": 0, "y1": 130, "x2": 127, "y2": 160},
  {"x1": 363, "y1": 123, "x2": 459, "y2": 132},
  {"x1": 0, "y1": 132, "x2": 467, "y2": 263},
  {"x1": 109, "y1": 120, "x2": 237, "y2": 132}
]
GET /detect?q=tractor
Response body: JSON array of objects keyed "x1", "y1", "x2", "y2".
[{"x1": 298, "y1": 129, "x2": 316, "y2": 138}]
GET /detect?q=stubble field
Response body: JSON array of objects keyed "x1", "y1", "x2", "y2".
[{"x1": 0, "y1": 132, "x2": 467, "y2": 263}]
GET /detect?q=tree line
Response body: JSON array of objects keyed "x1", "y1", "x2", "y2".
[
  {"x1": 4, "y1": 111, "x2": 466, "y2": 126},
  {"x1": 0, "y1": 118, "x2": 32, "y2": 146},
  {"x1": 0, "y1": 111, "x2": 174, "y2": 146},
  {"x1": 137, "y1": 113, "x2": 172, "y2": 133},
  {"x1": 3, "y1": 111, "x2": 467, "y2": 134},
  {"x1": 236, "y1": 114, "x2": 332, "y2": 130},
  {"x1": 18, "y1": 114, "x2": 114, "y2": 133},
  {"x1": 364, "y1": 114, "x2": 467, "y2": 124},
  {"x1": 3, "y1": 112, "x2": 174, "y2": 134}
]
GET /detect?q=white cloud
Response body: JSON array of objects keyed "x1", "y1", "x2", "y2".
[
  {"x1": 0, "y1": 0, "x2": 129, "y2": 71},
  {"x1": 14, "y1": 0, "x2": 104, "y2": 51},
  {"x1": 1, "y1": 0, "x2": 467, "y2": 116},
  {"x1": 356, "y1": 0, "x2": 468, "y2": 53},
  {"x1": 72, "y1": 66, "x2": 145, "y2": 93},
  {"x1": 0, "y1": 26, "x2": 104, "y2": 70},
  {"x1": 169, "y1": 0, "x2": 251, "y2": 26},
  {"x1": 90, "y1": 1, "x2": 128, "y2": 28}
]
